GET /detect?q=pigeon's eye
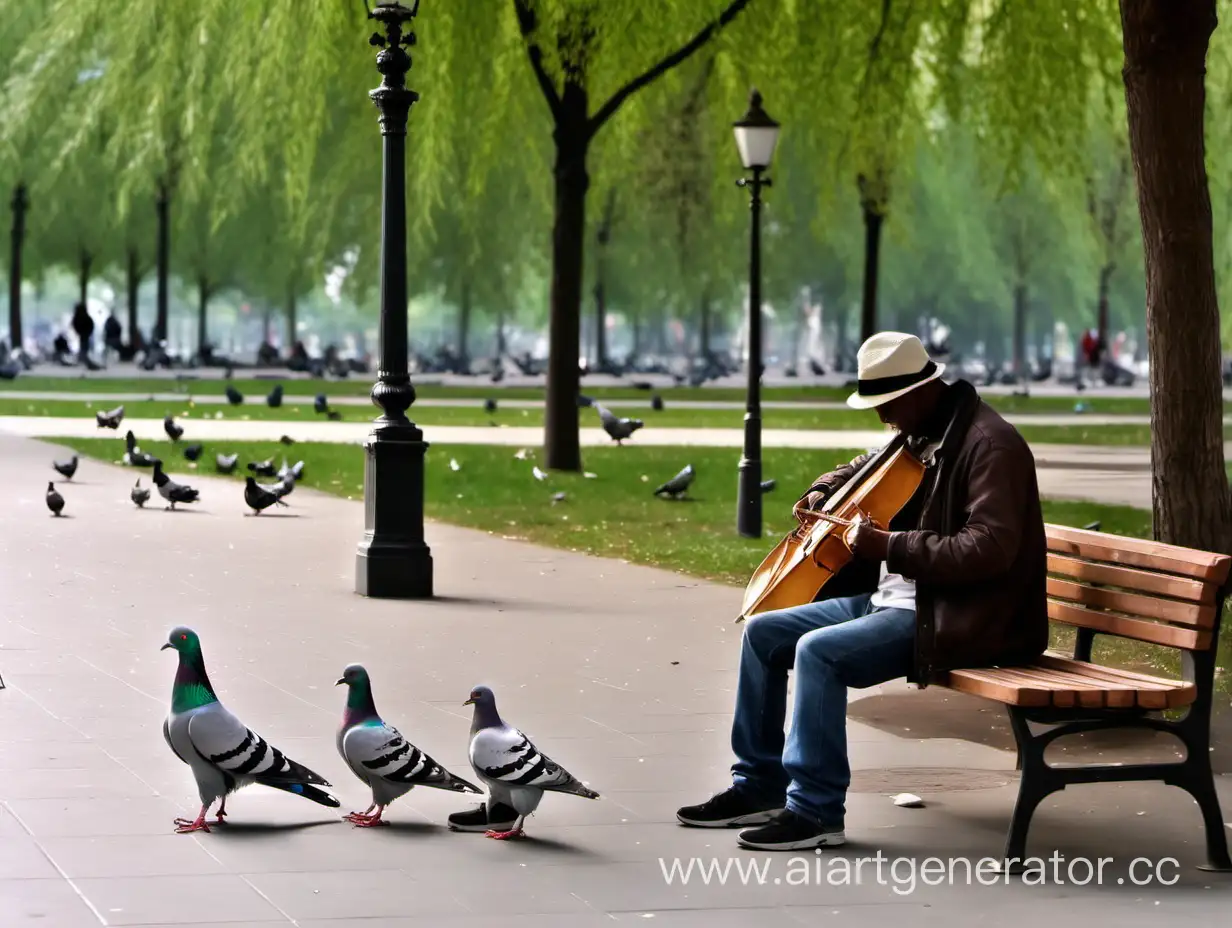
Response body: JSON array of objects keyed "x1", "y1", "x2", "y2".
[{"x1": 180, "y1": 634, "x2": 187, "y2": 641}]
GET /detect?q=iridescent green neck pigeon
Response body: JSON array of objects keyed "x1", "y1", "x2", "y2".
[
  {"x1": 161, "y1": 626, "x2": 339, "y2": 834},
  {"x1": 336, "y1": 663, "x2": 480, "y2": 827}
]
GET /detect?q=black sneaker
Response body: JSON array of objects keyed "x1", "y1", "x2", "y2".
[
  {"x1": 676, "y1": 787, "x2": 784, "y2": 828},
  {"x1": 447, "y1": 801, "x2": 518, "y2": 833},
  {"x1": 737, "y1": 809, "x2": 845, "y2": 851}
]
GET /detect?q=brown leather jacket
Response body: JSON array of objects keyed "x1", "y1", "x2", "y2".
[{"x1": 800, "y1": 380, "x2": 1048, "y2": 685}]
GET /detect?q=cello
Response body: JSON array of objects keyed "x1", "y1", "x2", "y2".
[{"x1": 739, "y1": 436, "x2": 927, "y2": 620}]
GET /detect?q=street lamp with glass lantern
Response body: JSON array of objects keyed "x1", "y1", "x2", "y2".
[{"x1": 732, "y1": 88, "x2": 780, "y2": 539}]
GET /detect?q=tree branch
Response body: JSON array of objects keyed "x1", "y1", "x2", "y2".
[
  {"x1": 588, "y1": 0, "x2": 753, "y2": 136},
  {"x1": 512, "y1": 0, "x2": 562, "y2": 121}
]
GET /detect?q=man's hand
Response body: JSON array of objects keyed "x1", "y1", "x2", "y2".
[
  {"x1": 793, "y1": 490, "x2": 826, "y2": 524},
  {"x1": 847, "y1": 518, "x2": 892, "y2": 560}
]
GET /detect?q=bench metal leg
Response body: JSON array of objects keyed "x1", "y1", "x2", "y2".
[
  {"x1": 1003, "y1": 707, "x2": 1059, "y2": 865},
  {"x1": 1181, "y1": 765, "x2": 1232, "y2": 872}
]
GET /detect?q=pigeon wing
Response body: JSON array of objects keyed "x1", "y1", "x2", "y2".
[
  {"x1": 343, "y1": 722, "x2": 480, "y2": 793},
  {"x1": 187, "y1": 704, "x2": 331, "y2": 788},
  {"x1": 470, "y1": 726, "x2": 599, "y2": 798},
  {"x1": 595, "y1": 404, "x2": 619, "y2": 430}
]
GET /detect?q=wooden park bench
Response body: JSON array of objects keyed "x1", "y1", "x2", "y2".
[{"x1": 937, "y1": 523, "x2": 1232, "y2": 870}]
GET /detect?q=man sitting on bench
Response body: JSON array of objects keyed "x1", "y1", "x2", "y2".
[{"x1": 676, "y1": 332, "x2": 1050, "y2": 851}]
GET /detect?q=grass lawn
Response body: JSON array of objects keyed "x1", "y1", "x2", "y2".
[
  {"x1": 0, "y1": 396, "x2": 1176, "y2": 446},
  {"x1": 54, "y1": 435, "x2": 1227, "y2": 690},
  {"x1": 1, "y1": 373, "x2": 1155, "y2": 414}
]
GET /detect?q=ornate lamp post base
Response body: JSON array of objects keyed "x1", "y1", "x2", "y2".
[{"x1": 355, "y1": 421, "x2": 434, "y2": 598}]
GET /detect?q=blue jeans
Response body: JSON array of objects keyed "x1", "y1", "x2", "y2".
[{"x1": 731, "y1": 593, "x2": 916, "y2": 826}]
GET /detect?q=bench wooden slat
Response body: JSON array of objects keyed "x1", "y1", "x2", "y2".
[
  {"x1": 941, "y1": 668, "x2": 1052, "y2": 707},
  {"x1": 1045, "y1": 524, "x2": 1232, "y2": 584},
  {"x1": 1046, "y1": 553, "x2": 1214, "y2": 604},
  {"x1": 1046, "y1": 577, "x2": 1216, "y2": 629},
  {"x1": 980, "y1": 666, "x2": 1094, "y2": 708},
  {"x1": 1035, "y1": 654, "x2": 1196, "y2": 709},
  {"x1": 1048, "y1": 600, "x2": 1211, "y2": 651},
  {"x1": 1016, "y1": 666, "x2": 1137, "y2": 709}
]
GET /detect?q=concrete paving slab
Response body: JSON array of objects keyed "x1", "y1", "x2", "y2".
[{"x1": 0, "y1": 430, "x2": 1227, "y2": 925}]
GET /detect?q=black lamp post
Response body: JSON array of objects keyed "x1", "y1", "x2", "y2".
[
  {"x1": 355, "y1": 0, "x2": 434, "y2": 598},
  {"x1": 8, "y1": 184, "x2": 27, "y2": 355},
  {"x1": 733, "y1": 89, "x2": 780, "y2": 539}
]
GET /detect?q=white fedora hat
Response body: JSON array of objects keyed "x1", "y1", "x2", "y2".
[{"x1": 846, "y1": 332, "x2": 946, "y2": 410}]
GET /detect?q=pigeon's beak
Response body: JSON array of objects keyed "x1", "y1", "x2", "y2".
[
  {"x1": 334, "y1": 677, "x2": 345, "y2": 686},
  {"x1": 159, "y1": 643, "x2": 174, "y2": 651},
  {"x1": 462, "y1": 697, "x2": 476, "y2": 706}
]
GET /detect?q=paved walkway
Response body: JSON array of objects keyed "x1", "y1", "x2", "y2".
[{"x1": 2, "y1": 430, "x2": 1228, "y2": 926}]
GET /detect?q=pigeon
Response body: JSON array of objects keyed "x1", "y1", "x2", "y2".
[
  {"x1": 551, "y1": 491, "x2": 567, "y2": 504},
  {"x1": 244, "y1": 477, "x2": 288, "y2": 513},
  {"x1": 761, "y1": 479, "x2": 777, "y2": 494},
  {"x1": 449, "y1": 458, "x2": 461, "y2": 472},
  {"x1": 161, "y1": 626, "x2": 340, "y2": 833},
  {"x1": 513, "y1": 448, "x2": 532, "y2": 461},
  {"x1": 46, "y1": 481, "x2": 64, "y2": 516},
  {"x1": 275, "y1": 458, "x2": 304, "y2": 483},
  {"x1": 122, "y1": 431, "x2": 159, "y2": 468},
  {"x1": 313, "y1": 393, "x2": 329, "y2": 414},
  {"x1": 152, "y1": 461, "x2": 200, "y2": 510},
  {"x1": 490, "y1": 366, "x2": 505, "y2": 384},
  {"x1": 632, "y1": 380, "x2": 653, "y2": 391},
  {"x1": 248, "y1": 458, "x2": 276, "y2": 477},
  {"x1": 267, "y1": 385, "x2": 284, "y2": 408},
  {"x1": 577, "y1": 393, "x2": 594, "y2": 408},
  {"x1": 596, "y1": 404, "x2": 643, "y2": 444},
  {"x1": 96, "y1": 405, "x2": 125, "y2": 429},
  {"x1": 0, "y1": 358, "x2": 19, "y2": 380},
  {"x1": 335, "y1": 664, "x2": 480, "y2": 827},
  {"x1": 654, "y1": 464, "x2": 695, "y2": 499},
  {"x1": 463, "y1": 685, "x2": 598, "y2": 839},
  {"x1": 532, "y1": 466, "x2": 548, "y2": 481},
  {"x1": 215, "y1": 453, "x2": 238, "y2": 474},
  {"x1": 483, "y1": 398, "x2": 497, "y2": 415},
  {"x1": 183, "y1": 443, "x2": 204, "y2": 462},
  {"x1": 326, "y1": 410, "x2": 343, "y2": 421},
  {"x1": 650, "y1": 394, "x2": 664, "y2": 412},
  {"x1": 52, "y1": 455, "x2": 78, "y2": 480},
  {"x1": 225, "y1": 385, "x2": 244, "y2": 406},
  {"x1": 164, "y1": 415, "x2": 184, "y2": 441},
  {"x1": 279, "y1": 435, "x2": 295, "y2": 446},
  {"x1": 131, "y1": 479, "x2": 151, "y2": 508}
]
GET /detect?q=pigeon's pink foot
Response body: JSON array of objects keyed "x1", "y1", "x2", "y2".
[
  {"x1": 484, "y1": 827, "x2": 525, "y2": 840},
  {"x1": 343, "y1": 811, "x2": 375, "y2": 824},
  {"x1": 213, "y1": 808, "x2": 228, "y2": 825},
  {"x1": 353, "y1": 814, "x2": 388, "y2": 828},
  {"x1": 174, "y1": 815, "x2": 211, "y2": 834}
]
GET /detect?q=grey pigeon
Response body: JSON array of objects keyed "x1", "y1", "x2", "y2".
[
  {"x1": 336, "y1": 664, "x2": 480, "y2": 827},
  {"x1": 577, "y1": 393, "x2": 594, "y2": 408},
  {"x1": 313, "y1": 393, "x2": 329, "y2": 414},
  {"x1": 596, "y1": 404, "x2": 643, "y2": 444},
  {"x1": 463, "y1": 685, "x2": 598, "y2": 839},
  {"x1": 760, "y1": 479, "x2": 776, "y2": 494},
  {"x1": 225, "y1": 384, "x2": 244, "y2": 406},
  {"x1": 551, "y1": 491, "x2": 567, "y2": 504},
  {"x1": 183, "y1": 443, "x2": 204, "y2": 462},
  {"x1": 484, "y1": 398, "x2": 497, "y2": 415},
  {"x1": 96, "y1": 404, "x2": 125, "y2": 429},
  {"x1": 247, "y1": 458, "x2": 276, "y2": 477},
  {"x1": 46, "y1": 481, "x2": 64, "y2": 516},
  {"x1": 161, "y1": 626, "x2": 340, "y2": 833},
  {"x1": 152, "y1": 461, "x2": 200, "y2": 510},
  {"x1": 131, "y1": 479, "x2": 151, "y2": 508},
  {"x1": 279, "y1": 435, "x2": 295, "y2": 446},
  {"x1": 276, "y1": 457, "x2": 305, "y2": 483},
  {"x1": 215, "y1": 453, "x2": 238, "y2": 474},
  {"x1": 267, "y1": 385, "x2": 283, "y2": 408},
  {"x1": 122, "y1": 431, "x2": 159, "y2": 468},
  {"x1": 0, "y1": 358, "x2": 19, "y2": 380},
  {"x1": 164, "y1": 415, "x2": 184, "y2": 442},
  {"x1": 52, "y1": 455, "x2": 78, "y2": 480},
  {"x1": 654, "y1": 464, "x2": 695, "y2": 499},
  {"x1": 244, "y1": 477, "x2": 287, "y2": 513},
  {"x1": 651, "y1": 394, "x2": 664, "y2": 412}
]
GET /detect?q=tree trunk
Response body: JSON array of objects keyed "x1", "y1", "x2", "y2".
[
  {"x1": 285, "y1": 289, "x2": 297, "y2": 353},
  {"x1": 155, "y1": 180, "x2": 170, "y2": 343},
  {"x1": 78, "y1": 249, "x2": 92, "y2": 307},
  {"x1": 593, "y1": 276, "x2": 606, "y2": 371},
  {"x1": 197, "y1": 277, "x2": 210, "y2": 354},
  {"x1": 543, "y1": 109, "x2": 589, "y2": 471},
  {"x1": 631, "y1": 313, "x2": 642, "y2": 357},
  {"x1": 1120, "y1": 0, "x2": 1229, "y2": 552},
  {"x1": 8, "y1": 184, "x2": 27, "y2": 352},
  {"x1": 1012, "y1": 282, "x2": 1028, "y2": 380},
  {"x1": 126, "y1": 247, "x2": 140, "y2": 346},
  {"x1": 494, "y1": 303, "x2": 506, "y2": 358},
  {"x1": 1096, "y1": 262, "x2": 1114, "y2": 349},
  {"x1": 859, "y1": 190, "x2": 885, "y2": 344},
  {"x1": 457, "y1": 280, "x2": 471, "y2": 373},
  {"x1": 699, "y1": 288, "x2": 712, "y2": 360}
]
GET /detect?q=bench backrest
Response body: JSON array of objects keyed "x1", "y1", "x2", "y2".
[{"x1": 1045, "y1": 523, "x2": 1232, "y2": 654}]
